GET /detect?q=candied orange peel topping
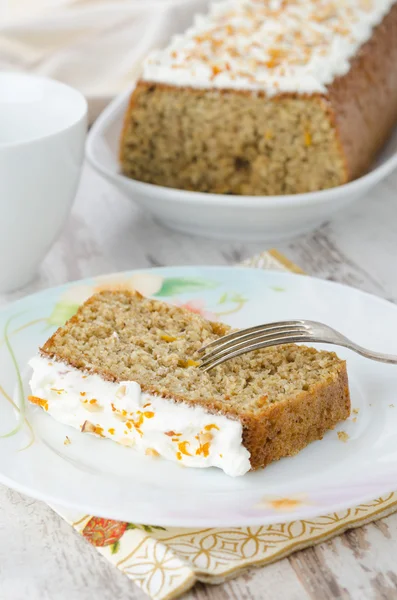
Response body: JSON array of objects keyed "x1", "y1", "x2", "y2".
[
  {"x1": 204, "y1": 424, "x2": 219, "y2": 431},
  {"x1": 178, "y1": 441, "x2": 192, "y2": 456},
  {"x1": 28, "y1": 396, "x2": 48, "y2": 411},
  {"x1": 196, "y1": 442, "x2": 211, "y2": 457}
]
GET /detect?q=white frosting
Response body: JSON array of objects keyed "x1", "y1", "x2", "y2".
[
  {"x1": 28, "y1": 355, "x2": 251, "y2": 477},
  {"x1": 142, "y1": 0, "x2": 396, "y2": 95}
]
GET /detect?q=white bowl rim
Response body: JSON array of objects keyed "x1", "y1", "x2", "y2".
[{"x1": 86, "y1": 85, "x2": 397, "y2": 209}]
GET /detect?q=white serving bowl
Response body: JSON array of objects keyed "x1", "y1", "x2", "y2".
[{"x1": 86, "y1": 88, "x2": 397, "y2": 242}]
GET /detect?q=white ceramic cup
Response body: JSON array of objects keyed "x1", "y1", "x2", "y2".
[{"x1": 0, "y1": 73, "x2": 87, "y2": 292}]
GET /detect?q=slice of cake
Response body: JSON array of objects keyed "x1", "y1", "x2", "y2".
[
  {"x1": 120, "y1": 0, "x2": 397, "y2": 195},
  {"x1": 28, "y1": 290, "x2": 350, "y2": 476}
]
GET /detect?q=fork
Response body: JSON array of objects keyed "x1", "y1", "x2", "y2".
[{"x1": 198, "y1": 320, "x2": 397, "y2": 371}]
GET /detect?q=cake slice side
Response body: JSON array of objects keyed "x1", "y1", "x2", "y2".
[
  {"x1": 241, "y1": 364, "x2": 350, "y2": 470},
  {"x1": 120, "y1": 83, "x2": 347, "y2": 195},
  {"x1": 31, "y1": 290, "x2": 350, "y2": 475}
]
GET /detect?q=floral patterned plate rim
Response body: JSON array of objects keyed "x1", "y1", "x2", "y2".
[{"x1": 1, "y1": 265, "x2": 397, "y2": 527}]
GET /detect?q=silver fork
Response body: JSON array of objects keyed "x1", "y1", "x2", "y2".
[{"x1": 198, "y1": 320, "x2": 397, "y2": 371}]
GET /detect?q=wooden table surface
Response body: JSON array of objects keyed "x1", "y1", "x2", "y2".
[{"x1": 1, "y1": 163, "x2": 397, "y2": 600}]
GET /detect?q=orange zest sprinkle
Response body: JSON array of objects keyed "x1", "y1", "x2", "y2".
[
  {"x1": 211, "y1": 65, "x2": 222, "y2": 77},
  {"x1": 176, "y1": 451, "x2": 182, "y2": 461},
  {"x1": 80, "y1": 392, "x2": 86, "y2": 397},
  {"x1": 111, "y1": 403, "x2": 116, "y2": 412},
  {"x1": 28, "y1": 395, "x2": 48, "y2": 411},
  {"x1": 50, "y1": 388, "x2": 64, "y2": 395},
  {"x1": 204, "y1": 424, "x2": 219, "y2": 431},
  {"x1": 108, "y1": 428, "x2": 115, "y2": 435},
  {"x1": 126, "y1": 421, "x2": 132, "y2": 429},
  {"x1": 133, "y1": 412, "x2": 144, "y2": 429},
  {"x1": 178, "y1": 441, "x2": 192, "y2": 456},
  {"x1": 196, "y1": 442, "x2": 211, "y2": 457},
  {"x1": 265, "y1": 47, "x2": 286, "y2": 69},
  {"x1": 144, "y1": 411, "x2": 154, "y2": 419},
  {"x1": 89, "y1": 399, "x2": 97, "y2": 405},
  {"x1": 143, "y1": 403, "x2": 151, "y2": 408}
]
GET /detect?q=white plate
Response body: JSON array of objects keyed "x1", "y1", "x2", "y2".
[
  {"x1": 1, "y1": 266, "x2": 397, "y2": 527},
  {"x1": 86, "y1": 88, "x2": 397, "y2": 242}
]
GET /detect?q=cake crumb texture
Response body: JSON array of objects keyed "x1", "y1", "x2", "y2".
[
  {"x1": 41, "y1": 290, "x2": 351, "y2": 469},
  {"x1": 121, "y1": 86, "x2": 345, "y2": 195}
]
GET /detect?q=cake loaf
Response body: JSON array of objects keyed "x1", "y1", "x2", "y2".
[
  {"x1": 120, "y1": 0, "x2": 397, "y2": 195},
  {"x1": 28, "y1": 290, "x2": 350, "y2": 476}
]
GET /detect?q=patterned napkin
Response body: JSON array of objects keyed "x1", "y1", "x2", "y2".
[{"x1": 49, "y1": 250, "x2": 397, "y2": 600}]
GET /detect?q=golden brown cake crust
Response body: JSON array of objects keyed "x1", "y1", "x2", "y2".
[
  {"x1": 327, "y1": 2, "x2": 397, "y2": 181},
  {"x1": 41, "y1": 290, "x2": 350, "y2": 470},
  {"x1": 242, "y1": 365, "x2": 350, "y2": 469}
]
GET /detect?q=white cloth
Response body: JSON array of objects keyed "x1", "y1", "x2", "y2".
[{"x1": 0, "y1": 0, "x2": 210, "y2": 122}]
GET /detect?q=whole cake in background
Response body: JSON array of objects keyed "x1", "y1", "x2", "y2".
[{"x1": 120, "y1": 0, "x2": 397, "y2": 196}]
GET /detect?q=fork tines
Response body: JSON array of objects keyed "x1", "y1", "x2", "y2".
[{"x1": 199, "y1": 320, "x2": 312, "y2": 371}]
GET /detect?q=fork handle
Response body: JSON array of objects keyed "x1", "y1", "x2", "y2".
[
  {"x1": 339, "y1": 340, "x2": 397, "y2": 365},
  {"x1": 309, "y1": 333, "x2": 397, "y2": 365}
]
